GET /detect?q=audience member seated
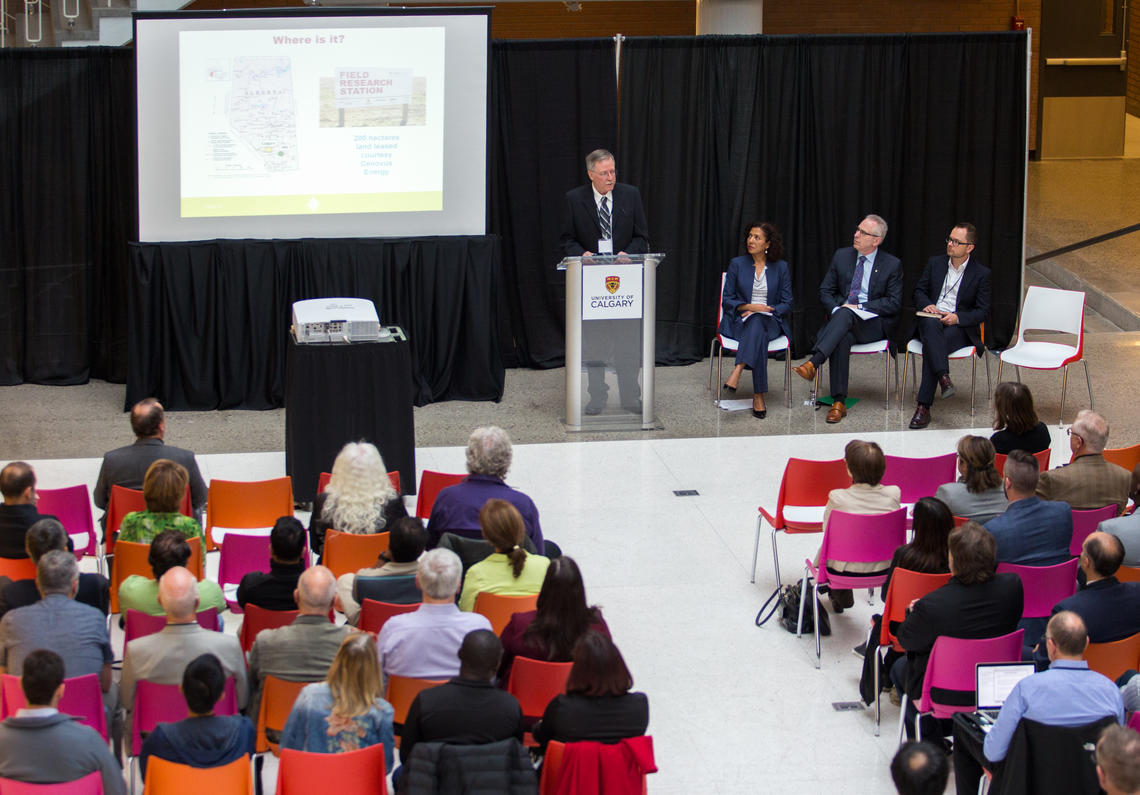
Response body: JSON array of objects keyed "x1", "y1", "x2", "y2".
[
  {"x1": 0, "y1": 551, "x2": 113, "y2": 706},
  {"x1": 1096, "y1": 724, "x2": 1140, "y2": 795},
  {"x1": 816, "y1": 439, "x2": 901, "y2": 614},
  {"x1": 0, "y1": 462, "x2": 60, "y2": 559},
  {"x1": 138, "y1": 652, "x2": 255, "y2": 779},
  {"x1": 935, "y1": 435, "x2": 1008, "y2": 523},
  {"x1": 336, "y1": 516, "x2": 425, "y2": 626},
  {"x1": 1099, "y1": 462, "x2": 1140, "y2": 567},
  {"x1": 280, "y1": 632, "x2": 394, "y2": 770},
  {"x1": 399, "y1": 630, "x2": 524, "y2": 780},
  {"x1": 122, "y1": 567, "x2": 249, "y2": 720},
  {"x1": 498, "y1": 556, "x2": 610, "y2": 685},
  {"x1": 309, "y1": 441, "x2": 408, "y2": 559},
  {"x1": 0, "y1": 649, "x2": 125, "y2": 794},
  {"x1": 427, "y1": 427, "x2": 545, "y2": 554},
  {"x1": 0, "y1": 518, "x2": 109, "y2": 617},
  {"x1": 377, "y1": 549, "x2": 490, "y2": 682},
  {"x1": 93, "y1": 397, "x2": 208, "y2": 524},
  {"x1": 989, "y1": 381, "x2": 1051, "y2": 455},
  {"x1": 236, "y1": 516, "x2": 306, "y2": 611},
  {"x1": 951, "y1": 611, "x2": 1124, "y2": 795},
  {"x1": 532, "y1": 632, "x2": 649, "y2": 751},
  {"x1": 118, "y1": 530, "x2": 226, "y2": 619},
  {"x1": 1031, "y1": 533, "x2": 1140, "y2": 668},
  {"x1": 890, "y1": 741, "x2": 950, "y2": 795},
  {"x1": 458, "y1": 500, "x2": 551, "y2": 613},
  {"x1": 117, "y1": 459, "x2": 204, "y2": 545},
  {"x1": 1037, "y1": 409, "x2": 1131, "y2": 513},
  {"x1": 983, "y1": 450, "x2": 1073, "y2": 566},
  {"x1": 247, "y1": 565, "x2": 348, "y2": 721},
  {"x1": 857, "y1": 497, "x2": 953, "y2": 705},
  {"x1": 892, "y1": 522, "x2": 1024, "y2": 739}
]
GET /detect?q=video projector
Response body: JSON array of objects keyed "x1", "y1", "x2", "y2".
[{"x1": 291, "y1": 297, "x2": 384, "y2": 343}]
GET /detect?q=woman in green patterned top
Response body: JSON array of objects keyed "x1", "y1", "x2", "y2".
[{"x1": 118, "y1": 459, "x2": 204, "y2": 545}]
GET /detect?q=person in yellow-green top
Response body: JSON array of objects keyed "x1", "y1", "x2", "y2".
[
  {"x1": 458, "y1": 499, "x2": 550, "y2": 612},
  {"x1": 118, "y1": 459, "x2": 204, "y2": 545}
]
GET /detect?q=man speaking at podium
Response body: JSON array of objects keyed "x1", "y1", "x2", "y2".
[{"x1": 560, "y1": 149, "x2": 650, "y2": 415}]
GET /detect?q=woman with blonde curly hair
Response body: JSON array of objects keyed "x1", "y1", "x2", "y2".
[{"x1": 309, "y1": 441, "x2": 407, "y2": 557}]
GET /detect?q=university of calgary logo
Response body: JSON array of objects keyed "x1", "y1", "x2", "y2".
[{"x1": 605, "y1": 275, "x2": 621, "y2": 294}]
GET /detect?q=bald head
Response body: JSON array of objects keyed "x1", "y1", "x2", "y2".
[
  {"x1": 157, "y1": 566, "x2": 199, "y2": 622},
  {"x1": 1046, "y1": 610, "x2": 1088, "y2": 659},
  {"x1": 295, "y1": 565, "x2": 336, "y2": 613},
  {"x1": 1083, "y1": 532, "x2": 1125, "y2": 580}
]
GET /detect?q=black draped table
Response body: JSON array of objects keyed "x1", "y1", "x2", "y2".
[{"x1": 285, "y1": 334, "x2": 416, "y2": 503}]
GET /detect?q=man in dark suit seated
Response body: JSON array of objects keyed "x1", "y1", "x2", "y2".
[
  {"x1": 0, "y1": 519, "x2": 109, "y2": 617},
  {"x1": 559, "y1": 149, "x2": 650, "y2": 416},
  {"x1": 1037, "y1": 409, "x2": 1132, "y2": 514},
  {"x1": 908, "y1": 223, "x2": 991, "y2": 429},
  {"x1": 0, "y1": 463, "x2": 59, "y2": 559},
  {"x1": 793, "y1": 214, "x2": 903, "y2": 424},
  {"x1": 984, "y1": 450, "x2": 1073, "y2": 566},
  {"x1": 236, "y1": 517, "x2": 306, "y2": 612}
]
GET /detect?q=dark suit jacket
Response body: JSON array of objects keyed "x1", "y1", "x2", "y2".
[
  {"x1": 559, "y1": 183, "x2": 649, "y2": 257},
  {"x1": 400, "y1": 678, "x2": 523, "y2": 766},
  {"x1": 93, "y1": 438, "x2": 208, "y2": 514},
  {"x1": 895, "y1": 572, "x2": 1024, "y2": 700},
  {"x1": 912, "y1": 255, "x2": 991, "y2": 352},
  {"x1": 0, "y1": 505, "x2": 60, "y2": 559},
  {"x1": 718, "y1": 256, "x2": 793, "y2": 340},
  {"x1": 1033, "y1": 576, "x2": 1140, "y2": 666},
  {"x1": 819, "y1": 246, "x2": 904, "y2": 337},
  {"x1": 984, "y1": 497, "x2": 1073, "y2": 566}
]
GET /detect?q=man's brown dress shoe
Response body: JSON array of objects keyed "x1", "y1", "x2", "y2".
[
  {"x1": 825, "y1": 401, "x2": 846, "y2": 423},
  {"x1": 938, "y1": 374, "x2": 956, "y2": 398},
  {"x1": 793, "y1": 360, "x2": 816, "y2": 381},
  {"x1": 909, "y1": 404, "x2": 932, "y2": 429}
]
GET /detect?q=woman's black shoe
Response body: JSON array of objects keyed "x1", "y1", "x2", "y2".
[
  {"x1": 722, "y1": 383, "x2": 737, "y2": 394},
  {"x1": 752, "y1": 409, "x2": 766, "y2": 419}
]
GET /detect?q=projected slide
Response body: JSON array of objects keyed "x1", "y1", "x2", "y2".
[{"x1": 178, "y1": 27, "x2": 445, "y2": 218}]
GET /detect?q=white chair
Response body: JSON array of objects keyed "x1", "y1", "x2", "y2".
[
  {"x1": 709, "y1": 272, "x2": 792, "y2": 408},
  {"x1": 997, "y1": 286, "x2": 1091, "y2": 425},
  {"x1": 900, "y1": 334, "x2": 990, "y2": 413},
  {"x1": 812, "y1": 340, "x2": 896, "y2": 410}
]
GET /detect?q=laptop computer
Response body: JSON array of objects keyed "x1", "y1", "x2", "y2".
[{"x1": 973, "y1": 662, "x2": 1036, "y2": 729}]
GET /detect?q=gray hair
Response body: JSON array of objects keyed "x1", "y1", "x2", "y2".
[
  {"x1": 36, "y1": 550, "x2": 78, "y2": 595},
  {"x1": 864, "y1": 214, "x2": 888, "y2": 240},
  {"x1": 297, "y1": 565, "x2": 337, "y2": 610},
  {"x1": 1072, "y1": 409, "x2": 1109, "y2": 452},
  {"x1": 417, "y1": 548, "x2": 462, "y2": 599},
  {"x1": 586, "y1": 149, "x2": 615, "y2": 171},
  {"x1": 465, "y1": 426, "x2": 512, "y2": 479}
]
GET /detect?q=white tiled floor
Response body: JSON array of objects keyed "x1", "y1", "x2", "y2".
[{"x1": 24, "y1": 424, "x2": 1073, "y2": 793}]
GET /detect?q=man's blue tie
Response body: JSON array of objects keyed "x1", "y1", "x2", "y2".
[
  {"x1": 846, "y1": 255, "x2": 867, "y2": 305},
  {"x1": 599, "y1": 196, "x2": 611, "y2": 240}
]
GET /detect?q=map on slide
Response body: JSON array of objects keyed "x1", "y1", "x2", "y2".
[{"x1": 220, "y1": 56, "x2": 299, "y2": 174}]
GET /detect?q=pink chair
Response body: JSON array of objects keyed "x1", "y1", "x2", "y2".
[
  {"x1": 996, "y1": 559, "x2": 1079, "y2": 619},
  {"x1": 898, "y1": 629, "x2": 1025, "y2": 744},
  {"x1": 1, "y1": 673, "x2": 108, "y2": 741},
  {"x1": 217, "y1": 533, "x2": 273, "y2": 614},
  {"x1": 1070, "y1": 505, "x2": 1118, "y2": 556},
  {"x1": 1129, "y1": 711, "x2": 1140, "y2": 732},
  {"x1": 0, "y1": 771, "x2": 104, "y2": 793},
  {"x1": 35, "y1": 485, "x2": 99, "y2": 566},
  {"x1": 882, "y1": 453, "x2": 958, "y2": 505},
  {"x1": 123, "y1": 608, "x2": 219, "y2": 648},
  {"x1": 799, "y1": 508, "x2": 907, "y2": 668},
  {"x1": 130, "y1": 679, "x2": 238, "y2": 781}
]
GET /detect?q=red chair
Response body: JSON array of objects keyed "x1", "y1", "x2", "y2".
[
  {"x1": 275, "y1": 743, "x2": 388, "y2": 795},
  {"x1": 754, "y1": 457, "x2": 852, "y2": 585},
  {"x1": 123, "y1": 608, "x2": 219, "y2": 648},
  {"x1": 35, "y1": 485, "x2": 98, "y2": 564},
  {"x1": 882, "y1": 453, "x2": 958, "y2": 505},
  {"x1": 1083, "y1": 631, "x2": 1140, "y2": 682},
  {"x1": 0, "y1": 771, "x2": 104, "y2": 793},
  {"x1": 318, "y1": 471, "x2": 401, "y2": 497},
  {"x1": 238, "y1": 605, "x2": 302, "y2": 656},
  {"x1": 994, "y1": 448, "x2": 1051, "y2": 478},
  {"x1": 105, "y1": 485, "x2": 193, "y2": 555},
  {"x1": 1070, "y1": 505, "x2": 1118, "y2": 556},
  {"x1": 799, "y1": 508, "x2": 907, "y2": 668},
  {"x1": 0, "y1": 557, "x2": 37, "y2": 581},
  {"x1": 217, "y1": 534, "x2": 274, "y2": 614},
  {"x1": 898, "y1": 629, "x2": 1025, "y2": 744},
  {"x1": 414, "y1": 471, "x2": 465, "y2": 519},
  {"x1": 538, "y1": 737, "x2": 656, "y2": 795},
  {"x1": 1, "y1": 673, "x2": 108, "y2": 741},
  {"x1": 358, "y1": 599, "x2": 418, "y2": 634},
  {"x1": 996, "y1": 559, "x2": 1079, "y2": 619},
  {"x1": 130, "y1": 679, "x2": 238, "y2": 782},
  {"x1": 506, "y1": 657, "x2": 572, "y2": 746}
]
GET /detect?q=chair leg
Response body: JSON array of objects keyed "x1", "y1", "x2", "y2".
[
  {"x1": 784, "y1": 349, "x2": 792, "y2": 409},
  {"x1": 915, "y1": 710, "x2": 923, "y2": 742},
  {"x1": 812, "y1": 579, "x2": 822, "y2": 668},
  {"x1": 1060, "y1": 364, "x2": 1069, "y2": 426},
  {"x1": 866, "y1": 587, "x2": 874, "y2": 606},
  {"x1": 795, "y1": 568, "x2": 809, "y2": 638},
  {"x1": 1082, "y1": 359, "x2": 1093, "y2": 411},
  {"x1": 983, "y1": 350, "x2": 991, "y2": 396},
  {"x1": 969, "y1": 353, "x2": 977, "y2": 414},
  {"x1": 897, "y1": 693, "x2": 909, "y2": 746},
  {"x1": 883, "y1": 350, "x2": 890, "y2": 409},
  {"x1": 770, "y1": 527, "x2": 782, "y2": 588},
  {"x1": 750, "y1": 515, "x2": 763, "y2": 583}
]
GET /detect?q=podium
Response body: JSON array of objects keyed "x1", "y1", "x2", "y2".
[{"x1": 558, "y1": 253, "x2": 665, "y2": 431}]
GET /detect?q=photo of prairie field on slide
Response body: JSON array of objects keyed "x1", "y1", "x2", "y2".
[{"x1": 318, "y1": 76, "x2": 427, "y2": 127}]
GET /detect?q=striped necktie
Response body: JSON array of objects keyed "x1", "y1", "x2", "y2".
[{"x1": 599, "y1": 196, "x2": 611, "y2": 240}]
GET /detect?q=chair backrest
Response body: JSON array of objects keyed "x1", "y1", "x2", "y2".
[
  {"x1": 715, "y1": 272, "x2": 734, "y2": 343},
  {"x1": 238, "y1": 605, "x2": 301, "y2": 655},
  {"x1": 323, "y1": 531, "x2": 390, "y2": 580},
  {"x1": 204, "y1": 477, "x2": 294, "y2": 549},
  {"x1": 919, "y1": 630, "x2": 1025, "y2": 717},
  {"x1": 143, "y1": 755, "x2": 251, "y2": 795},
  {"x1": 318, "y1": 471, "x2": 401, "y2": 497},
  {"x1": 505, "y1": 657, "x2": 572, "y2": 720},
  {"x1": 817, "y1": 509, "x2": 907, "y2": 580},
  {"x1": 217, "y1": 533, "x2": 273, "y2": 610},
  {"x1": 995, "y1": 559, "x2": 1080, "y2": 619},
  {"x1": 132, "y1": 679, "x2": 238, "y2": 755},
  {"x1": 1116, "y1": 565, "x2": 1140, "y2": 583},
  {"x1": 879, "y1": 569, "x2": 952, "y2": 650},
  {"x1": 770, "y1": 458, "x2": 851, "y2": 532},
  {"x1": 0, "y1": 673, "x2": 108, "y2": 741},
  {"x1": 385, "y1": 675, "x2": 446, "y2": 735},
  {"x1": 538, "y1": 740, "x2": 567, "y2": 795},
  {"x1": 882, "y1": 454, "x2": 958, "y2": 504},
  {"x1": 414, "y1": 471, "x2": 466, "y2": 519},
  {"x1": 472, "y1": 592, "x2": 539, "y2": 635},
  {"x1": 353, "y1": 574, "x2": 421, "y2": 607},
  {"x1": 1070, "y1": 505, "x2": 1118, "y2": 556},
  {"x1": 1014, "y1": 285, "x2": 1086, "y2": 353},
  {"x1": 0, "y1": 557, "x2": 37, "y2": 582},
  {"x1": 106, "y1": 485, "x2": 193, "y2": 555},
  {"x1": 110, "y1": 537, "x2": 204, "y2": 614},
  {"x1": 1082, "y1": 631, "x2": 1140, "y2": 682},
  {"x1": 34, "y1": 485, "x2": 96, "y2": 560},
  {"x1": 0, "y1": 771, "x2": 104, "y2": 794},
  {"x1": 358, "y1": 599, "x2": 420, "y2": 635},
  {"x1": 255, "y1": 675, "x2": 309, "y2": 755},
  {"x1": 1102, "y1": 443, "x2": 1140, "y2": 472},
  {"x1": 275, "y1": 743, "x2": 388, "y2": 795},
  {"x1": 994, "y1": 448, "x2": 1052, "y2": 478},
  {"x1": 124, "y1": 608, "x2": 219, "y2": 648}
]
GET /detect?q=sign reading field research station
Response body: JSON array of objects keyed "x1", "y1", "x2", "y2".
[
  {"x1": 581, "y1": 263, "x2": 643, "y2": 320},
  {"x1": 334, "y1": 67, "x2": 413, "y2": 108}
]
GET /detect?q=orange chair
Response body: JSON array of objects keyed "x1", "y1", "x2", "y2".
[
  {"x1": 204, "y1": 477, "x2": 293, "y2": 550},
  {"x1": 358, "y1": 599, "x2": 419, "y2": 634},
  {"x1": 105, "y1": 484, "x2": 193, "y2": 555},
  {"x1": 110, "y1": 537, "x2": 203, "y2": 614},
  {"x1": 323, "y1": 531, "x2": 390, "y2": 579},
  {"x1": 1101, "y1": 443, "x2": 1140, "y2": 472},
  {"x1": 472, "y1": 592, "x2": 539, "y2": 635},
  {"x1": 0, "y1": 771, "x2": 104, "y2": 793},
  {"x1": 1083, "y1": 631, "x2": 1140, "y2": 682},
  {"x1": 0, "y1": 557, "x2": 37, "y2": 581},
  {"x1": 144, "y1": 755, "x2": 252, "y2": 795},
  {"x1": 255, "y1": 675, "x2": 308, "y2": 755},
  {"x1": 1116, "y1": 565, "x2": 1140, "y2": 583},
  {"x1": 506, "y1": 656, "x2": 572, "y2": 746},
  {"x1": 994, "y1": 448, "x2": 1051, "y2": 478},
  {"x1": 414, "y1": 471, "x2": 465, "y2": 519},
  {"x1": 238, "y1": 605, "x2": 302, "y2": 655},
  {"x1": 318, "y1": 471, "x2": 401, "y2": 497},
  {"x1": 385, "y1": 674, "x2": 445, "y2": 745},
  {"x1": 276, "y1": 743, "x2": 387, "y2": 795}
]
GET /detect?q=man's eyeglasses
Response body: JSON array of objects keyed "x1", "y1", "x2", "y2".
[
  {"x1": 946, "y1": 237, "x2": 970, "y2": 247},
  {"x1": 854, "y1": 227, "x2": 881, "y2": 238},
  {"x1": 1066, "y1": 428, "x2": 1083, "y2": 441}
]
